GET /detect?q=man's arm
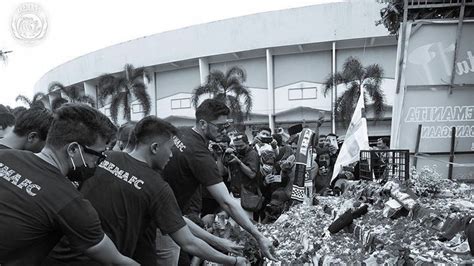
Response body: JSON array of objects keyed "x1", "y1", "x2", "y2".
[
  {"x1": 230, "y1": 154, "x2": 256, "y2": 179},
  {"x1": 170, "y1": 225, "x2": 247, "y2": 265},
  {"x1": 184, "y1": 217, "x2": 243, "y2": 254},
  {"x1": 83, "y1": 234, "x2": 139, "y2": 266},
  {"x1": 207, "y1": 182, "x2": 276, "y2": 261}
]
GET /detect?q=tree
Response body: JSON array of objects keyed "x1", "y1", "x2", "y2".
[
  {"x1": 97, "y1": 64, "x2": 151, "y2": 123},
  {"x1": 323, "y1": 57, "x2": 386, "y2": 123},
  {"x1": 376, "y1": 0, "x2": 473, "y2": 35},
  {"x1": 191, "y1": 66, "x2": 252, "y2": 128},
  {"x1": 15, "y1": 92, "x2": 47, "y2": 109},
  {"x1": 48, "y1": 82, "x2": 95, "y2": 110}
]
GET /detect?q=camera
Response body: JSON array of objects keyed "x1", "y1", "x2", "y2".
[
  {"x1": 260, "y1": 136, "x2": 273, "y2": 144},
  {"x1": 222, "y1": 148, "x2": 236, "y2": 166}
]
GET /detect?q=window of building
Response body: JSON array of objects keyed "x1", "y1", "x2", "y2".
[
  {"x1": 288, "y1": 87, "x2": 317, "y2": 100},
  {"x1": 132, "y1": 104, "x2": 144, "y2": 113},
  {"x1": 171, "y1": 98, "x2": 191, "y2": 109}
]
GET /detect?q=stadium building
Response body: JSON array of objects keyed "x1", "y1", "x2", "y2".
[{"x1": 34, "y1": 0, "x2": 397, "y2": 140}]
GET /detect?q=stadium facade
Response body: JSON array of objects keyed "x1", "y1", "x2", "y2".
[{"x1": 34, "y1": 0, "x2": 397, "y2": 139}]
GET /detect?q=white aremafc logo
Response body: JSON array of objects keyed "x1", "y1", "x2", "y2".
[{"x1": 11, "y1": 2, "x2": 48, "y2": 43}]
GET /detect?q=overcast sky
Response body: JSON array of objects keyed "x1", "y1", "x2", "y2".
[{"x1": 0, "y1": 0, "x2": 340, "y2": 107}]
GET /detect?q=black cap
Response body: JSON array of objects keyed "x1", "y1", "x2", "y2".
[{"x1": 288, "y1": 124, "x2": 303, "y2": 136}]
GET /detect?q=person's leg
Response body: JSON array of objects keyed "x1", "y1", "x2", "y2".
[{"x1": 155, "y1": 229, "x2": 180, "y2": 266}]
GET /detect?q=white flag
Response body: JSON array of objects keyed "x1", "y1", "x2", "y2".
[{"x1": 331, "y1": 88, "x2": 369, "y2": 184}]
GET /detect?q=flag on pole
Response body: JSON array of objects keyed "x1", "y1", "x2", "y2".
[{"x1": 331, "y1": 88, "x2": 369, "y2": 185}]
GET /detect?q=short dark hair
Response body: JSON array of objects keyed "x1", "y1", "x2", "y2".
[
  {"x1": 327, "y1": 133, "x2": 337, "y2": 138},
  {"x1": 46, "y1": 104, "x2": 117, "y2": 148},
  {"x1": 117, "y1": 122, "x2": 137, "y2": 143},
  {"x1": 12, "y1": 107, "x2": 27, "y2": 118},
  {"x1": 234, "y1": 133, "x2": 249, "y2": 144},
  {"x1": 259, "y1": 127, "x2": 271, "y2": 133},
  {"x1": 13, "y1": 107, "x2": 53, "y2": 140},
  {"x1": 134, "y1": 116, "x2": 177, "y2": 144},
  {"x1": 319, "y1": 134, "x2": 327, "y2": 139},
  {"x1": 0, "y1": 113, "x2": 15, "y2": 130},
  {"x1": 195, "y1": 99, "x2": 230, "y2": 122}
]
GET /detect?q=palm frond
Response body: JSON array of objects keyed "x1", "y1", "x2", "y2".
[
  {"x1": 132, "y1": 83, "x2": 151, "y2": 115},
  {"x1": 48, "y1": 81, "x2": 65, "y2": 93},
  {"x1": 226, "y1": 95, "x2": 244, "y2": 123},
  {"x1": 130, "y1": 66, "x2": 148, "y2": 82},
  {"x1": 97, "y1": 74, "x2": 117, "y2": 101},
  {"x1": 230, "y1": 85, "x2": 252, "y2": 116},
  {"x1": 364, "y1": 64, "x2": 384, "y2": 85},
  {"x1": 341, "y1": 57, "x2": 365, "y2": 82},
  {"x1": 225, "y1": 66, "x2": 246, "y2": 83},
  {"x1": 51, "y1": 97, "x2": 68, "y2": 110},
  {"x1": 207, "y1": 70, "x2": 225, "y2": 93},
  {"x1": 109, "y1": 93, "x2": 124, "y2": 123},
  {"x1": 364, "y1": 83, "x2": 386, "y2": 119},
  {"x1": 78, "y1": 95, "x2": 96, "y2": 107},
  {"x1": 191, "y1": 84, "x2": 217, "y2": 108},
  {"x1": 32, "y1": 92, "x2": 46, "y2": 103},
  {"x1": 15, "y1": 95, "x2": 32, "y2": 106},
  {"x1": 122, "y1": 92, "x2": 131, "y2": 122}
]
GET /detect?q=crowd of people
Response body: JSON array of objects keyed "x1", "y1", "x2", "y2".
[{"x1": 0, "y1": 98, "x2": 392, "y2": 265}]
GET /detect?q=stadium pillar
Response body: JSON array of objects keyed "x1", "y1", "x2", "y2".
[{"x1": 266, "y1": 49, "x2": 275, "y2": 133}]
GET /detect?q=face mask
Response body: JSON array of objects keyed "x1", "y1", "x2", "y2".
[
  {"x1": 67, "y1": 146, "x2": 97, "y2": 182},
  {"x1": 236, "y1": 147, "x2": 247, "y2": 155}
]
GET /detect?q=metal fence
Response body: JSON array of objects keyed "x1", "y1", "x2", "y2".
[{"x1": 359, "y1": 149, "x2": 410, "y2": 181}]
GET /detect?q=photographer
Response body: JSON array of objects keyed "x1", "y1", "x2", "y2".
[
  {"x1": 225, "y1": 133, "x2": 260, "y2": 218},
  {"x1": 252, "y1": 127, "x2": 279, "y2": 156}
]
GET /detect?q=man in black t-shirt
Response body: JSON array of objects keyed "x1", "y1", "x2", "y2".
[
  {"x1": 0, "y1": 104, "x2": 137, "y2": 265},
  {"x1": 227, "y1": 133, "x2": 259, "y2": 201},
  {"x1": 162, "y1": 99, "x2": 277, "y2": 262},
  {"x1": 49, "y1": 116, "x2": 247, "y2": 266},
  {"x1": 0, "y1": 107, "x2": 53, "y2": 152}
]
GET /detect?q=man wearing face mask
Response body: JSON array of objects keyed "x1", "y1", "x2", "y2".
[
  {"x1": 48, "y1": 116, "x2": 247, "y2": 266},
  {"x1": 227, "y1": 133, "x2": 259, "y2": 217},
  {"x1": 0, "y1": 104, "x2": 138, "y2": 265},
  {"x1": 314, "y1": 148, "x2": 334, "y2": 194}
]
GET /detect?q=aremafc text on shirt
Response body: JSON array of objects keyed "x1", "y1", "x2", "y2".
[
  {"x1": 0, "y1": 162, "x2": 41, "y2": 196},
  {"x1": 172, "y1": 136, "x2": 186, "y2": 152},
  {"x1": 99, "y1": 160, "x2": 144, "y2": 190}
]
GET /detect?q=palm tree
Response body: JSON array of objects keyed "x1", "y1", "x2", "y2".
[
  {"x1": 15, "y1": 92, "x2": 47, "y2": 108},
  {"x1": 323, "y1": 57, "x2": 386, "y2": 123},
  {"x1": 48, "y1": 82, "x2": 95, "y2": 110},
  {"x1": 191, "y1": 66, "x2": 252, "y2": 128},
  {"x1": 97, "y1": 64, "x2": 151, "y2": 123}
]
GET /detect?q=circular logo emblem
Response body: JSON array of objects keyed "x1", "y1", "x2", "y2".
[{"x1": 11, "y1": 2, "x2": 48, "y2": 43}]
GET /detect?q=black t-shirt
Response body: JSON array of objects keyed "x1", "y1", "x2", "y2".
[
  {"x1": 163, "y1": 128, "x2": 223, "y2": 209},
  {"x1": 229, "y1": 147, "x2": 259, "y2": 195},
  {"x1": 0, "y1": 144, "x2": 11, "y2": 150},
  {"x1": 0, "y1": 149, "x2": 103, "y2": 264},
  {"x1": 50, "y1": 151, "x2": 186, "y2": 261}
]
